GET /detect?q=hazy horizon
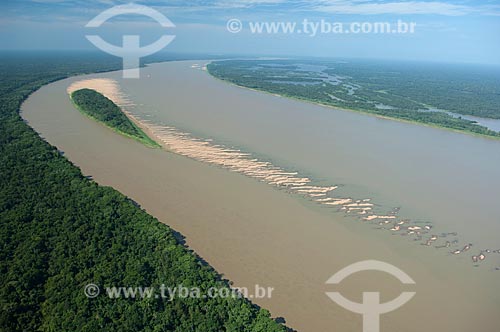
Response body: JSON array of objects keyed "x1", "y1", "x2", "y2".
[
  {"x1": 1, "y1": 0, "x2": 500, "y2": 65},
  {"x1": 3, "y1": 49, "x2": 500, "y2": 69}
]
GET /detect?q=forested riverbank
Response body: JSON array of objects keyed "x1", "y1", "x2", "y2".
[{"x1": 0, "y1": 52, "x2": 287, "y2": 332}]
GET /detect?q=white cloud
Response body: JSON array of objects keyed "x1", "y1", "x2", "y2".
[
  {"x1": 16, "y1": 0, "x2": 500, "y2": 17},
  {"x1": 202, "y1": 0, "x2": 287, "y2": 9},
  {"x1": 31, "y1": 0, "x2": 68, "y2": 3},
  {"x1": 169, "y1": 0, "x2": 500, "y2": 16},
  {"x1": 315, "y1": 1, "x2": 471, "y2": 16}
]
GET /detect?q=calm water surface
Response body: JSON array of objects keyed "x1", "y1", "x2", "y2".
[
  {"x1": 21, "y1": 60, "x2": 500, "y2": 332},
  {"x1": 117, "y1": 61, "x2": 500, "y2": 251}
]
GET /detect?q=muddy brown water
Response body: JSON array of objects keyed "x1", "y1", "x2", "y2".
[{"x1": 22, "y1": 61, "x2": 500, "y2": 332}]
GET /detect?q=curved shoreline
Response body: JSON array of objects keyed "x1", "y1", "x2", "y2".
[
  {"x1": 206, "y1": 62, "x2": 500, "y2": 141},
  {"x1": 66, "y1": 75, "x2": 499, "y2": 268},
  {"x1": 21, "y1": 65, "x2": 500, "y2": 332}
]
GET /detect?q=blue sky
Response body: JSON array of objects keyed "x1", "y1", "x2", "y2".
[{"x1": 1, "y1": 0, "x2": 500, "y2": 64}]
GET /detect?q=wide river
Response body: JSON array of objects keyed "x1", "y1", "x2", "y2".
[{"x1": 22, "y1": 60, "x2": 500, "y2": 332}]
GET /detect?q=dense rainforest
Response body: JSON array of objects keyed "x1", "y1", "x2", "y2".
[
  {"x1": 71, "y1": 88, "x2": 159, "y2": 147},
  {"x1": 0, "y1": 52, "x2": 287, "y2": 332},
  {"x1": 207, "y1": 59, "x2": 500, "y2": 138}
]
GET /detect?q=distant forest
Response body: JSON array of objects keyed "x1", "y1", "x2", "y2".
[
  {"x1": 0, "y1": 52, "x2": 287, "y2": 332},
  {"x1": 208, "y1": 59, "x2": 500, "y2": 138}
]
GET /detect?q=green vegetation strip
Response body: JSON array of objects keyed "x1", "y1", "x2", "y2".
[
  {"x1": 207, "y1": 60, "x2": 500, "y2": 139},
  {"x1": 71, "y1": 88, "x2": 160, "y2": 148},
  {"x1": 0, "y1": 53, "x2": 286, "y2": 332}
]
